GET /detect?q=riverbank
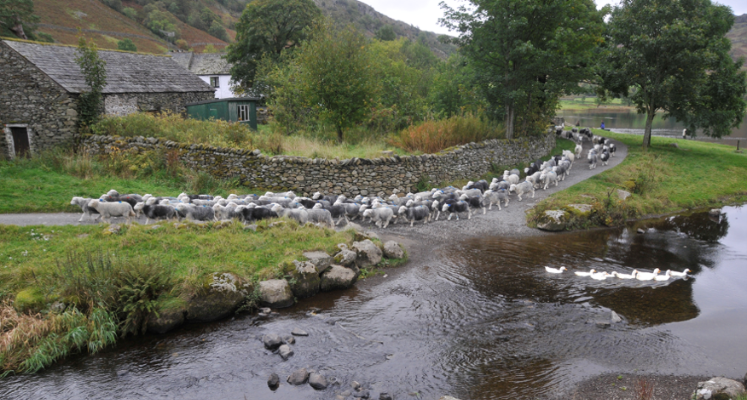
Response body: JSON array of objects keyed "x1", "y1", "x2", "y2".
[{"x1": 527, "y1": 130, "x2": 747, "y2": 231}]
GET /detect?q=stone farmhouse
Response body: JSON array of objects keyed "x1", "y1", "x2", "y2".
[
  {"x1": 171, "y1": 52, "x2": 236, "y2": 99},
  {"x1": 0, "y1": 39, "x2": 215, "y2": 160}
]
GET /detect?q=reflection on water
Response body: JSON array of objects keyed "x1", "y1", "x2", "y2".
[
  {"x1": 557, "y1": 108, "x2": 747, "y2": 143},
  {"x1": 1, "y1": 207, "x2": 746, "y2": 400}
]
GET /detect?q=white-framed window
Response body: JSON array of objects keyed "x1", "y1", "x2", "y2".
[
  {"x1": 237, "y1": 104, "x2": 250, "y2": 122},
  {"x1": 210, "y1": 77, "x2": 220, "y2": 88}
]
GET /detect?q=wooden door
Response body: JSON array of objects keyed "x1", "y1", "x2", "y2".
[{"x1": 11, "y1": 127, "x2": 30, "y2": 158}]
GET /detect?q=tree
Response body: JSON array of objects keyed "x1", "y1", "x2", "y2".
[
  {"x1": 117, "y1": 38, "x2": 137, "y2": 52},
  {"x1": 75, "y1": 36, "x2": 107, "y2": 128},
  {"x1": 0, "y1": 0, "x2": 39, "y2": 40},
  {"x1": 295, "y1": 21, "x2": 378, "y2": 142},
  {"x1": 226, "y1": 0, "x2": 321, "y2": 91},
  {"x1": 601, "y1": 0, "x2": 747, "y2": 149},
  {"x1": 208, "y1": 20, "x2": 229, "y2": 42},
  {"x1": 375, "y1": 25, "x2": 396, "y2": 41},
  {"x1": 441, "y1": 0, "x2": 607, "y2": 138}
]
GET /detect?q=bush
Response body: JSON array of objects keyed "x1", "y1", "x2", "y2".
[
  {"x1": 117, "y1": 38, "x2": 137, "y2": 52},
  {"x1": 390, "y1": 114, "x2": 505, "y2": 154}
]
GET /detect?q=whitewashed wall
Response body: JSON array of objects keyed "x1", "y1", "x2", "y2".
[{"x1": 199, "y1": 75, "x2": 235, "y2": 99}]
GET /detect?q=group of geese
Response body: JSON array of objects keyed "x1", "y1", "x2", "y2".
[{"x1": 544, "y1": 266, "x2": 691, "y2": 281}]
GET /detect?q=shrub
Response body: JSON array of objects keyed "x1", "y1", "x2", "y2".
[{"x1": 390, "y1": 114, "x2": 505, "y2": 154}]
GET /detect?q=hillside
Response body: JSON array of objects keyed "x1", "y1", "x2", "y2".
[
  {"x1": 727, "y1": 14, "x2": 747, "y2": 70},
  {"x1": 25, "y1": 0, "x2": 455, "y2": 57}
]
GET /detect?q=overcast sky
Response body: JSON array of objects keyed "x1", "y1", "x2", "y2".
[{"x1": 359, "y1": 0, "x2": 747, "y2": 36}]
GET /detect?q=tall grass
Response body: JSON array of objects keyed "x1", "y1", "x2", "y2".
[{"x1": 391, "y1": 114, "x2": 506, "y2": 154}]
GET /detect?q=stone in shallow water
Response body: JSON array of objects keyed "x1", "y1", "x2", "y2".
[
  {"x1": 536, "y1": 210, "x2": 568, "y2": 231},
  {"x1": 258, "y1": 279, "x2": 294, "y2": 308},
  {"x1": 292, "y1": 328, "x2": 309, "y2": 336},
  {"x1": 278, "y1": 344, "x2": 294, "y2": 360},
  {"x1": 267, "y1": 373, "x2": 279, "y2": 390},
  {"x1": 308, "y1": 373, "x2": 328, "y2": 390},
  {"x1": 383, "y1": 241, "x2": 405, "y2": 259},
  {"x1": 287, "y1": 368, "x2": 309, "y2": 385},
  {"x1": 611, "y1": 311, "x2": 622, "y2": 323},
  {"x1": 263, "y1": 334, "x2": 282, "y2": 350}
]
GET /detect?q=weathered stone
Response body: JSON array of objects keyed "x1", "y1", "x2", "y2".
[
  {"x1": 566, "y1": 204, "x2": 594, "y2": 217},
  {"x1": 283, "y1": 335, "x2": 295, "y2": 344},
  {"x1": 308, "y1": 373, "x2": 328, "y2": 390},
  {"x1": 267, "y1": 373, "x2": 280, "y2": 390},
  {"x1": 287, "y1": 368, "x2": 309, "y2": 385},
  {"x1": 617, "y1": 189, "x2": 631, "y2": 200},
  {"x1": 292, "y1": 328, "x2": 309, "y2": 336},
  {"x1": 278, "y1": 344, "x2": 294, "y2": 360},
  {"x1": 637, "y1": 228, "x2": 645, "y2": 234},
  {"x1": 104, "y1": 224, "x2": 122, "y2": 235},
  {"x1": 185, "y1": 273, "x2": 245, "y2": 323},
  {"x1": 379, "y1": 393, "x2": 393, "y2": 400},
  {"x1": 692, "y1": 377, "x2": 746, "y2": 400},
  {"x1": 709, "y1": 209, "x2": 722, "y2": 217},
  {"x1": 49, "y1": 301, "x2": 66, "y2": 314},
  {"x1": 536, "y1": 210, "x2": 569, "y2": 232},
  {"x1": 611, "y1": 311, "x2": 622, "y2": 323},
  {"x1": 263, "y1": 334, "x2": 283, "y2": 350},
  {"x1": 320, "y1": 264, "x2": 360, "y2": 292},
  {"x1": 289, "y1": 261, "x2": 320, "y2": 299},
  {"x1": 352, "y1": 240, "x2": 383, "y2": 267},
  {"x1": 259, "y1": 279, "x2": 295, "y2": 308},
  {"x1": 383, "y1": 241, "x2": 405, "y2": 259},
  {"x1": 303, "y1": 251, "x2": 333, "y2": 274},
  {"x1": 334, "y1": 249, "x2": 358, "y2": 267}
]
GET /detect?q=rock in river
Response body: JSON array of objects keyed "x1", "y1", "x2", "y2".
[
  {"x1": 308, "y1": 372, "x2": 328, "y2": 390},
  {"x1": 267, "y1": 373, "x2": 279, "y2": 390},
  {"x1": 334, "y1": 248, "x2": 358, "y2": 267},
  {"x1": 383, "y1": 241, "x2": 405, "y2": 259},
  {"x1": 292, "y1": 328, "x2": 309, "y2": 337},
  {"x1": 692, "y1": 377, "x2": 745, "y2": 400},
  {"x1": 278, "y1": 344, "x2": 294, "y2": 360},
  {"x1": 287, "y1": 368, "x2": 309, "y2": 385},
  {"x1": 186, "y1": 273, "x2": 245, "y2": 323},
  {"x1": 303, "y1": 251, "x2": 333, "y2": 274},
  {"x1": 536, "y1": 210, "x2": 568, "y2": 232},
  {"x1": 320, "y1": 264, "x2": 360, "y2": 292},
  {"x1": 259, "y1": 279, "x2": 294, "y2": 308},
  {"x1": 289, "y1": 261, "x2": 320, "y2": 299},
  {"x1": 263, "y1": 333, "x2": 283, "y2": 350},
  {"x1": 352, "y1": 239, "x2": 383, "y2": 267}
]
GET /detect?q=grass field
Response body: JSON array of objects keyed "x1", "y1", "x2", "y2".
[
  {"x1": 528, "y1": 131, "x2": 747, "y2": 229},
  {"x1": 559, "y1": 98, "x2": 635, "y2": 111}
]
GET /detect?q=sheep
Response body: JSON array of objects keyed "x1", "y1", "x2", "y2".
[
  {"x1": 362, "y1": 207, "x2": 394, "y2": 228},
  {"x1": 271, "y1": 204, "x2": 309, "y2": 225},
  {"x1": 398, "y1": 205, "x2": 430, "y2": 227},
  {"x1": 574, "y1": 142, "x2": 583, "y2": 158},
  {"x1": 462, "y1": 180, "x2": 489, "y2": 193},
  {"x1": 553, "y1": 164, "x2": 568, "y2": 181},
  {"x1": 87, "y1": 199, "x2": 135, "y2": 223},
  {"x1": 524, "y1": 159, "x2": 542, "y2": 176},
  {"x1": 241, "y1": 205, "x2": 278, "y2": 223},
  {"x1": 100, "y1": 194, "x2": 141, "y2": 208},
  {"x1": 307, "y1": 208, "x2": 335, "y2": 228},
  {"x1": 312, "y1": 192, "x2": 338, "y2": 204},
  {"x1": 562, "y1": 150, "x2": 575, "y2": 168},
  {"x1": 140, "y1": 204, "x2": 177, "y2": 224},
  {"x1": 213, "y1": 203, "x2": 241, "y2": 221},
  {"x1": 609, "y1": 142, "x2": 617, "y2": 157},
  {"x1": 509, "y1": 181, "x2": 535, "y2": 201},
  {"x1": 600, "y1": 150, "x2": 610, "y2": 166},
  {"x1": 70, "y1": 197, "x2": 100, "y2": 222},
  {"x1": 526, "y1": 171, "x2": 543, "y2": 189},
  {"x1": 481, "y1": 189, "x2": 509, "y2": 211},
  {"x1": 334, "y1": 200, "x2": 362, "y2": 223},
  {"x1": 490, "y1": 179, "x2": 510, "y2": 191},
  {"x1": 503, "y1": 171, "x2": 520, "y2": 185},
  {"x1": 460, "y1": 193, "x2": 484, "y2": 215},
  {"x1": 441, "y1": 200, "x2": 471, "y2": 221},
  {"x1": 175, "y1": 204, "x2": 215, "y2": 222},
  {"x1": 313, "y1": 203, "x2": 346, "y2": 226},
  {"x1": 588, "y1": 149, "x2": 598, "y2": 169},
  {"x1": 540, "y1": 170, "x2": 559, "y2": 190}
]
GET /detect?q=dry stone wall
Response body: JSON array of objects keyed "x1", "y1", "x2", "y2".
[{"x1": 82, "y1": 134, "x2": 556, "y2": 196}]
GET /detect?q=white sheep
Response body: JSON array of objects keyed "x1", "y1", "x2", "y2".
[
  {"x1": 481, "y1": 189, "x2": 509, "y2": 211},
  {"x1": 540, "y1": 170, "x2": 559, "y2": 190},
  {"x1": 574, "y1": 143, "x2": 583, "y2": 159},
  {"x1": 70, "y1": 197, "x2": 100, "y2": 222},
  {"x1": 362, "y1": 207, "x2": 394, "y2": 228},
  {"x1": 509, "y1": 181, "x2": 535, "y2": 202},
  {"x1": 87, "y1": 199, "x2": 135, "y2": 223}
]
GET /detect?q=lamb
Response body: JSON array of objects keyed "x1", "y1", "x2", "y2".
[
  {"x1": 481, "y1": 189, "x2": 509, "y2": 211},
  {"x1": 175, "y1": 204, "x2": 215, "y2": 222},
  {"x1": 398, "y1": 205, "x2": 430, "y2": 227},
  {"x1": 140, "y1": 204, "x2": 177, "y2": 224},
  {"x1": 460, "y1": 193, "x2": 485, "y2": 215},
  {"x1": 540, "y1": 170, "x2": 559, "y2": 190},
  {"x1": 70, "y1": 197, "x2": 100, "y2": 222},
  {"x1": 441, "y1": 200, "x2": 471, "y2": 220},
  {"x1": 509, "y1": 181, "x2": 535, "y2": 201},
  {"x1": 574, "y1": 142, "x2": 583, "y2": 158},
  {"x1": 609, "y1": 142, "x2": 617, "y2": 157},
  {"x1": 87, "y1": 199, "x2": 135, "y2": 223},
  {"x1": 362, "y1": 207, "x2": 394, "y2": 228},
  {"x1": 600, "y1": 150, "x2": 610, "y2": 166},
  {"x1": 271, "y1": 204, "x2": 309, "y2": 225},
  {"x1": 503, "y1": 171, "x2": 520, "y2": 185},
  {"x1": 306, "y1": 208, "x2": 335, "y2": 228}
]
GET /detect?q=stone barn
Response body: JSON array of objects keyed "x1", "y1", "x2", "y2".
[{"x1": 0, "y1": 39, "x2": 215, "y2": 160}]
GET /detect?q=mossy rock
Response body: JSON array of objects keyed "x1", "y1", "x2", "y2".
[
  {"x1": 14, "y1": 288, "x2": 45, "y2": 313},
  {"x1": 564, "y1": 204, "x2": 595, "y2": 218}
]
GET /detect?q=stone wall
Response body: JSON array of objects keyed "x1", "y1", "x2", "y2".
[
  {"x1": 103, "y1": 91, "x2": 214, "y2": 116},
  {"x1": 0, "y1": 41, "x2": 79, "y2": 159},
  {"x1": 82, "y1": 134, "x2": 556, "y2": 196}
]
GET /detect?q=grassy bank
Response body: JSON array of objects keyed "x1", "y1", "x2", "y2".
[
  {"x1": 528, "y1": 131, "x2": 747, "y2": 229},
  {"x1": 0, "y1": 219, "x2": 358, "y2": 374},
  {"x1": 559, "y1": 98, "x2": 634, "y2": 111}
]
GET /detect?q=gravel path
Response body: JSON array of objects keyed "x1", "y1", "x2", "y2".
[{"x1": 0, "y1": 139, "x2": 628, "y2": 230}]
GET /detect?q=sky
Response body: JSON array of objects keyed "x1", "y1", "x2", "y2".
[{"x1": 358, "y1": 0, "x2": 747, "y2": 36}]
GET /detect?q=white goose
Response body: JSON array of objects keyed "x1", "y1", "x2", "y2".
[
  {"x1": 574, "y1": 269, "x2": 597, "y2": 277},
  {"x1": 590, "y1": 271, "x2": 611, "y2": 280},
  {"x1": 612, "y1": 270, "x2": 638, "y2": 280},
  {"x1": 654, "y1": 270, "x2": 672, "y2": 281},
  {"x1": 669, "y1": 269, "x2": 691, "y2": 277},
  {"x1": 545, "y1": 266, "x2": 567, "y2": 274},
  {"x1": 635, "y1": 268, "x2": 661, "y2": 281}
]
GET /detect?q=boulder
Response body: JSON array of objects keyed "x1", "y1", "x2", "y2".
[
  {"x1": 283, "y1": 335, "x2": 295, "y2": 345},
  {"x1": 692, "y1": 377, "x2": 745, "y2": 400},
  {"x1": 185, "y1": 273, "x2": 245, "y2": 323},
  {"x1": 287, "y1": 368, "x2": 309, "y2": 385},
  {"x1": 352, "y1": 240, "x2": 383, "y2": 267},
  {"x1": 709, "y1": 209, "x2": 722, "y2": 217},
  {"x1": 334, "y1": 248, "x2": 358, "y2": 267},
  {"x1": 147, "y1": 305, "x2": 186, "y2": 334},
  {"x1": 268, "y1": 373, "x2": 280, "y2": 390},
  {"x1": 566, "y1": 204, "x2": 594, "y2": 218},
  {"x1": 320, "y1": 264, "x2": 360, "y2": 292},
  {"x1": 308, "y1": 373, "x2": 328, "y2": 390},
  {"x1": 289, "y1": 261, "x2": 320, "y2": 299},
  {"x1": 536, "y1": 210, "x2": 569, "y2": 232},
  {"x1": 263, "y1": 333, "x2": 283, "y2": 350},
  {"x1": 383, "y1": 241, "x2": 405, "y2": 259},
  {"x1": 303, "y1": 251, "x2": 333, "y2": 274},
  {"x1": 259, "y1": 279, "x2": 295, "y2": 309},
  {"x1": 278, "y1": 344, "x2": 294, "y2": 360},
  {"x1": 292, "y1": 328, "x2": 309, "y2": 337}
]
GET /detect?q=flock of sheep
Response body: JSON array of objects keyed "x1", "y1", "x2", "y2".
[{"x1": 69, "y1": 130, "x2": 617, "y2": 229}]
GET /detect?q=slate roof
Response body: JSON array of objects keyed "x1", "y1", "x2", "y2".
[
  {"x1": 168, "y1": 52, "x2": 232, "y2": 75},
  {"x1": 4, "y1": 40, "x2": 214, "y2": 94}
]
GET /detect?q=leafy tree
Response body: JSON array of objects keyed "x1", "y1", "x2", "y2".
[
  {"x1": 75, "y1": 36, "x2": 107, "y2": 128},
  {"x1": 121, "y1": 7, "x2": 137, "y2": 20},
  {"x1": 0, "y1": 0, "x2": 39, "y2": 40},
  {"x1": 375, "y1": 25, "x2": 396, "y2": 41},
  {"x1": 429, "y1": 53, "x2": 486, "y2": 117},
  {"x1": 295, "y1": 21, "x2": 378, "y2": 142},
  {"x1": 202, "y1": 44, "x2": 219, "y2": 53},
  {"x1": 208, "y1": 20, "x2": 229, "y2": 42},
  {"x1": 227, "y1": 0, "x2": 321, "y2": 90},
  {"x1": 600, "y1": 0, "x2": 747, "y2": 149},
  {"x1": 441, "y1": 0, "x2": 607, "y2": 138},
  {"x1": 117, "y1": 38, "x2": 137, "y2": 52}
]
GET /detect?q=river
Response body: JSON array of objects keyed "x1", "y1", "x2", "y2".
[
  {"x1": 557, "y1": 108, "x2": 747, "y2": 145},
  {"x1": 2, "y1": 206, "x2": 747, "y2": 399}
]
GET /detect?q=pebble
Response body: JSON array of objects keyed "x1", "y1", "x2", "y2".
[{"x1": 267, "y1": 373, "x2": 279, "y2": 390}]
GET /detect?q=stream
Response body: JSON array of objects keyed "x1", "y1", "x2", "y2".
[{"x1": 2, "y1": 206, "x2": 746, "y2": 400}]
